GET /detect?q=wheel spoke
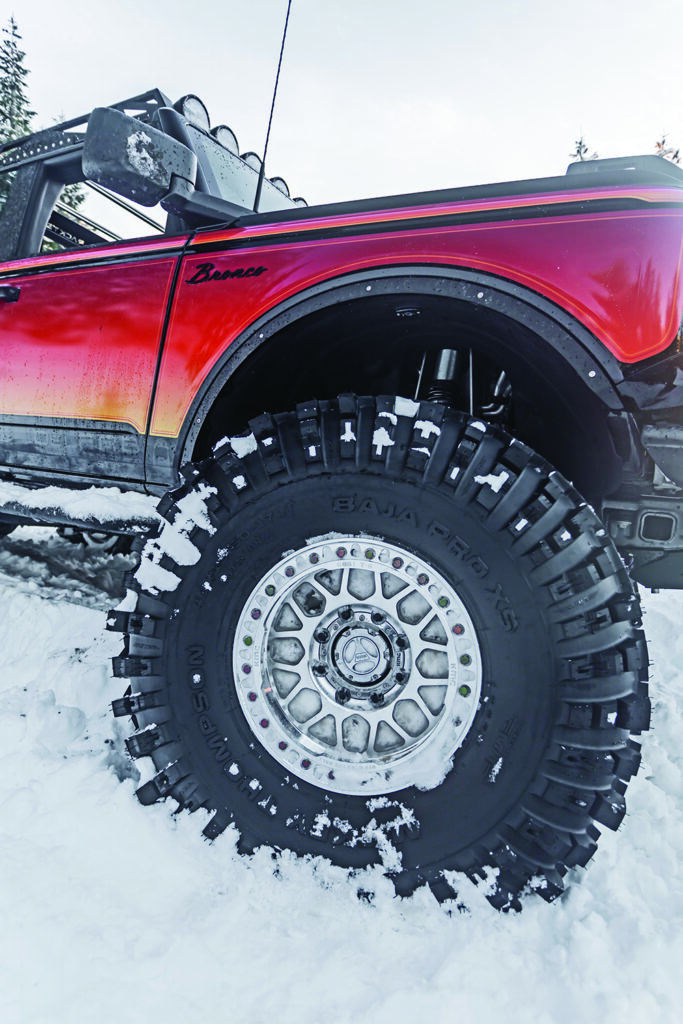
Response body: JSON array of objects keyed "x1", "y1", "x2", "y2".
[{"x1": 234, "y1": 535, "x2": 482, "y2": 795}]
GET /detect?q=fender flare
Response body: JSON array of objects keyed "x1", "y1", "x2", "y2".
[{"x1": 176, "y1": 264, "x2": 626, "y2": 468}]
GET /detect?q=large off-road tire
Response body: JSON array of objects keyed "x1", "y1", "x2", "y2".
[{"x1": 110, "y1": 396, "x2": 649, "y2": 908}]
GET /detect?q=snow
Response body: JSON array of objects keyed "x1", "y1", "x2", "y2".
[
  {"x1": 126, "y1": 130, "x2": 161, "y2": 179},
  {"x1": 394, "y1": 397, "x2": 420, "y2": 418},
  {"x1": 133, "y1": 482, "x2": 215, "y2": 594},
  {"x1": 415, "y1": 419, "x2": 441, "y2": 439},
  {"x1": 1, "y1": 528, "x2": 683, "y2": 1023},
  {"x1": 475, "y1": 470, "x2": 510, "y2": 493},
  {"x1": 223, "y1": 433, "x2": 258, "y2": 458},
  {"x1": 0, "y1": 480, "x2": 158, "y2": 527},
  {"x1": 372, "y1": 425, "x2": 395, "y2": 454}
]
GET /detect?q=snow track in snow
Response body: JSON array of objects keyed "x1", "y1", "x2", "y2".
[
  {"x1": 0, "y1": 527, "x2": 135, "y2": 606},
  {"x1": 1, "y1": 526, "x2": 683, "y2": 1023}
]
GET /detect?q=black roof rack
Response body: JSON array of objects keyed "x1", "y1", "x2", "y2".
[
  {"x1": 566, "y1": 154, "x2": 683, "y2": 184},
  {"x1": 0, "y1": 88, "x2": 172, "y2": 172}
]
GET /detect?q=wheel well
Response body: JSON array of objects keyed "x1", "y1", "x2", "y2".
[{"x1": 191, "y1": 281, "x2": 624, "y2": 503}]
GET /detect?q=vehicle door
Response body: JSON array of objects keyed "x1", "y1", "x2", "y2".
[{"x1": 0, "y1": 158, "x2": 188, "y2": 487}]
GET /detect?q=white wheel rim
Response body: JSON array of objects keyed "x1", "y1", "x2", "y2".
[{"x1": 233, "y1": 535, "x2": 482, "y2": 795}]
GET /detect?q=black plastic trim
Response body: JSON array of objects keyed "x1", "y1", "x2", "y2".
[
  {"x1": 0, "y1": 414, "x2": 146, "y2": 483},
  {"x1": 617, "y1": 350, "x2": 683, "y2": 413},
  {"x1": 228, "y1": 166, "x2": 683, "y2": 232},
  {"x1": 143, "y1": 247, "x2": 193, "y2": 483},
  {"x1": 192, "y1": 196, "x2": 677, "y2": 255},
  {"x1": 0, "y1": 242, "x2": 190, "y2": 281}
]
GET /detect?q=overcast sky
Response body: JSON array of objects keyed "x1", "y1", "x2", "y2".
[{"x1": 11, "y1": 0, "x2": 683, "y2": 205}]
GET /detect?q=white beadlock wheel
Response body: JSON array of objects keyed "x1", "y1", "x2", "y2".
[{"x1": 234, "y1": 535, "x2": 482, "y2": 795}]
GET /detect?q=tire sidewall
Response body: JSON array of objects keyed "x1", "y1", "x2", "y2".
[{"x1": 162, "y1": 466, "x2": 558, "y2": 874}]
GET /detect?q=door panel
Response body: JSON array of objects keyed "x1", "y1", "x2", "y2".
[{"x1": 0, "y1": 245, "x2": 180, "y2": 483}]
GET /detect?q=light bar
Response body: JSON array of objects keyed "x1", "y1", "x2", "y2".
[
  {"x1": 173, "y1": 94, "x2": 210, "y2": 132},
  {"x1": 269, "y1": 176, "x2": 289, "y2": 196},
  {"x1": 211, "y1": 125, "x2": 239, "y2": 154},
  {"x1": 240, "y1": 151, "x2": 262, "y2": 171}
]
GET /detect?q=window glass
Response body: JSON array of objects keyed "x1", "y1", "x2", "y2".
[{"x1": 42, "y1": 182, "x2": 165, "y2": 252}]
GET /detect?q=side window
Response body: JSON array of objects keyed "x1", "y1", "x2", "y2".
[
  {"x1": 42, "y1": 181, "x2": 165, "y2": 253},
  {"x1": 1, "y1": 92, "x2": 179, "y2": 261}
]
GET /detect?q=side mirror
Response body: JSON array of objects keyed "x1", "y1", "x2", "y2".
[{"x1": 82, "y1": 106, "x2": 197, "y2": 206}]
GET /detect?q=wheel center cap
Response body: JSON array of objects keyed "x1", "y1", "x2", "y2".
[
  {"x1": 341, "y1": 635, "x2": 381, "y2": 676},
  {"x1": 332, "y1": 625, "x2": 391, "y2": 685}
]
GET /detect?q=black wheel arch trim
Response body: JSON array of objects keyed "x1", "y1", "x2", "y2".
[{"x1": 173, "y1": 264, "x2": 627, "y2": 472}]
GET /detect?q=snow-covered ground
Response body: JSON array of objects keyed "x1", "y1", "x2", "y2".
[{"x1": 1, "y1": 527, "x2": 682, "y2": 1024}]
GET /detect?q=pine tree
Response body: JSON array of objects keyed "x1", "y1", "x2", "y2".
[
  {"x1": 0, "y1": 20, "x2": 84, "y2": 230},
  {"x1": 655, "y1": 135, "x2": 680, "y2": 164},
  {"x1": 570, "y1": 136, "x2": 598, "y2": 162},
  {"x1": 0, "y1": 17, "x2": 35, "y2": 146},
  {"x1": 0, "y1": 18, "x2": 35, "y2": 210}
]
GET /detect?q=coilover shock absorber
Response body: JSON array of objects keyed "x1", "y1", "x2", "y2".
[{"x1": 427, "y1": 349, "x2": 470, "y2": 408}]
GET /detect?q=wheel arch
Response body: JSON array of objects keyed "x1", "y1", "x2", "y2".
[{"x1": 176, "y1": 265, "x2": 629, "y2": 500}]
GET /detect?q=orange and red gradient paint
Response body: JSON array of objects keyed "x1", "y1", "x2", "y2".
[{"x1": 1, "y1": 184, "x2": 682, "y2": 443}]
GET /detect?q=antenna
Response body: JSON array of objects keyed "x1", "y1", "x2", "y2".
[{"x1": 254, "y1": 0, "x2": 293, "y2": 211}]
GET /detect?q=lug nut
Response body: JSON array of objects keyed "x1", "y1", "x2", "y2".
[
  {"x1": 340, "y1": 606, "x2": 353, "y2": 621},
  {"x1": 314, "y1": 628, "x2": 330, "y2": 644},
  {"x1": 370, "y1": 692, "x2": 384, "y2": 705},
  {"x1": 312, "y1": 663, "x2": 327, "y2": 676},
  {"x1": 371, "y1": 611, "x2": 384, "y2": 624},
  {"x1": 395, "y1": 636, "x2": 408, "y2": 649},
  {"x1": 336, "y1": 688, "x2": 351, "y2": 705},
  {"x1": 395, "y1": 671, "x2": 407, "y2": 683}
]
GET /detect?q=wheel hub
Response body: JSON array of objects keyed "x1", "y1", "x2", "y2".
[
  {"x1": 317, "y1": 607, "x2": 409, "y2": 702},
  {"x1": 337, "y1": 629, "x2": 385, "y2": 683},
  {"x1": 233, "y1": 535, "x2": 483, "y2": 795}
]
